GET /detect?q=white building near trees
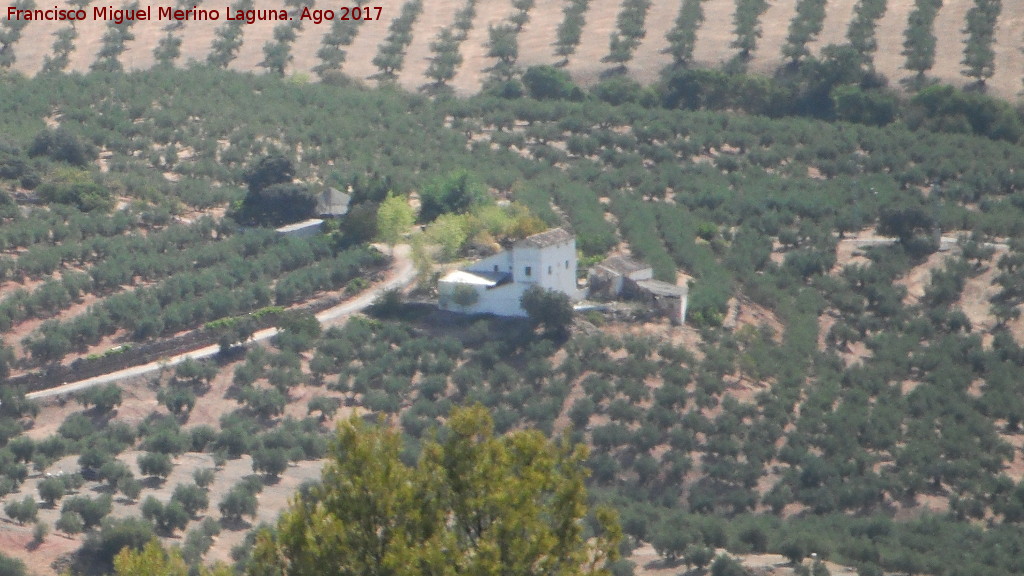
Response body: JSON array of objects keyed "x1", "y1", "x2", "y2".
[{"x1": 438, "y1": 228, "x2": 579, "y2": 317}]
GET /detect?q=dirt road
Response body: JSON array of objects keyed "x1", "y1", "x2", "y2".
[{"x1": 26, "y1": 244, "x2": 415, "y2": 401}]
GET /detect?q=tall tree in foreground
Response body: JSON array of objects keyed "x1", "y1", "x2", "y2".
[{"x1": 251, "y1": 405, "x2": 621, "y2": 575}]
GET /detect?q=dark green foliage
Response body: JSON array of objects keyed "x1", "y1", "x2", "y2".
[
  {"x1": 219, "y1": 483, "x2": 259, "y2": 522},
  {"x1": 259, "y1": 24, "x2": 297, "y2": 76},
  {"x1": 902, "y1": 0, "x2": 942, "y2": 79},
  {"x1": 666, "y1": 0, "x2": 706, "y2": 67},
  {"x1": 5, "y1": 496, "x2": 37, "y2": 525},
  {"x1": 731, "y1": 0, "x2": 769, "y2": 62},
  {"x1": 907, "y1": 84, "x2": 1022, "y2": 142},
  {"x1": 239, "y1": 165, "x2": 316, "y2": 226},
  {"x1": 61, "y1": 494, "x2": 112, "y2": 529},
  {"x1": 555, "y1": 0, "x2": 589, "y2": 61},
  {"x1": 783, "y1": 0, "x2": 828, "y2": 63},
  {"x1": 29, "y1": 127, "x2": 93, "y2": 166},
  {"x1": 425, "y1": 27, "x2": 464, "y2": 89},
  {"x1": 38, "y1": 476, "x2": 66, "y2": 506},
  {"x1": 138, "y1": 451, "x2": 174, "y2": 479},
  {"x1": 78, "y1": 383, "x2": 122, "y2": 415},
  {"x1": 56, "y1": 511, "x2": 83, "y2": 536},
  {"x1": 0, "y1": 553, "x2": 27, "y2": 576},
  {"x1": 172, "y1": 483, "x2": 210, "y2": 518},
  {"x1": 964, "y1": 0, "x2": 1003, "y2": 82},
  {"x1": 604, "y1": 0, "x2": 651, "y2": 68},
  {"x1": 371, "y1": 0, "x2": 423, "y2": 79},
  {"x1": 832, "y1": 85, "x2": 898, "y2": 126},
  {"x1": 521, "y1": 286, "x2": 573, "y2": 338},
  {"x1": 77, "y1": 516, "x2": 155, "y2": 574},
  {"x1": 36, "y1": 170, "x2": 113, "y2": 213},
  {"x1": 846, "y1": 0, "x2": 887, "y2": 63},
  {"x1": 711, "y1": 554, "x2": 750, "y2": 576},
  {"x1": 418, "y1": 170, "x2": 488, "y2": 223},
  {"x1": 522, "y1": 66, "x2": 582, "y2": 101},
  {"x1": 252, "y1": 445, "x2": 290, "y2": 479}
]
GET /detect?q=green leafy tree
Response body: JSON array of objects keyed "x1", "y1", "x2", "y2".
[
  {"x1": 555, "y1": 0, "x2": 589, "y2": 63},
  {"x1": 521, "y1": 286, "x2": 574, "y2": 337},
  {"x1": 38, "y1": 476, "x2": 66, "y2": 506},
  {"x1": 419, "y1": 170, "x2": 488, "y2": 223},
  {"x1": 56, "y1": 511, "x2": 84, "y2": 536},
  {"x1": 902, "y1": 0, "x2": 942, "y2": 80},
  {"x1": 218, "y1": 484, "x2": 258, "y2": 523},
  {"x1": 666, "y1": 0, "x2": 706, "y2": 67},
  {"x1": 961, "y1": 0, "x2": 1001, "y2": 85},
  {"x1": 79, "y1": 383, "x2": 122, "y2": 415},
  {"x1": 425, "y1": 27, "x2": 463, "y2": 88},
  {"x1": 113, "y1": 539, "x2": 234, "y2": 576},
  {"x1": 153, "y1": 33, "x2": 182, "y2": 67},
  {"x1": 603, "y1": 0, "x2": 651, "y2": 69},
  {"x1": 138, "y1": 452, "x2": 174, "y2": 480},
  {"x1": 846, "y1": 0, "x2": 887, "y2": 65},
  {"x1": 731, "y1": 0, "x2": 769, "y2": 63},
  {"x1": 251, "y1": 406, "x2": 621, "y2": 575},
  {"x1": 523, "y1": 65, "x2": 581, "y2": 100},
  {"x1": 375, "y1": 192, "x2": 415, "y2": 253},
  {"x1": 5, "y1": 496, "x2": 38, "y2": 525},
  {"x1": 251, "y1": 446, "x2": 289, "y2": 480},
  {"x1": 782, "y1": 0, "x2": 827, "y2": 63},
  {"x1": 0, "y1": 553, "x2": 27, "y2": 576}
]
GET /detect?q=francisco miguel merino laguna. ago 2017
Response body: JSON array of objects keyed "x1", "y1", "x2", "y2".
[{"x1": 4, "y1": 4, "x2": 382, "y2": 24}]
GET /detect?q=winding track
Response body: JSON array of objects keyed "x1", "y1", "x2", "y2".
[{"x1": 25, "y1": 244, "x2": 415, "y2": 401}]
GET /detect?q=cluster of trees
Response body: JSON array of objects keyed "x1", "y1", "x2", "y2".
[
  {"x1": 731, "y1": 0, "x2": 769, "y2": 64},
  {"x1": 371, "y1": 0, "x2": 423, "y2": 80},
  {"x1": 0, "y1": 0, "x2": 34, "y2": 68},
  {"x1": 42, "y1": 26, "x2": 76, "y2": 73},
  {"x1": 961, "y1": 0, "x2": 1002, "y2": 85},
  {"x1": 92, "y1": 4, "x2": 139, "y2": 73},
  {"x1": 555, "y1": 0, "x2": 589, "y2": 64},
  {"x1": 484, "y1": 0, "x2": 535, "y2": 90},
  {"x1": 314, "y1": 0, "x2": 362, "y2": 78},
  {"x1": 260, "y1": 0, "x2": 306, "y2": 76},
  {"x1": 207, "y1": 0, "x2": 252, "y2": 67},
  {"x1": 424, "y1": 0, "x2": 476, "y2": 89},
  {"x1": 153, "y1": 10, "x2": 184, "y2": 68},
  {"x1": 782, "y1": 0, "x2": 827, "y2": 64},
  {"x1": 248, "y1": 406, "x2": 622, "y2": 575},
  {"x1": 604, "y1": 0, "x2": 651, "y2": 69},
  {"x1": 237, "y1": 155, "x2": 314, "y2": 226},
  {"x1": 902, "y1": 0, "x2": 943, "y2": 80},
  {"x1": 846, "y1": 0, "x2": 886, "y2": 66},
  {"x1": 665, "y1": 0, "x2": 706, "y2": 68}
]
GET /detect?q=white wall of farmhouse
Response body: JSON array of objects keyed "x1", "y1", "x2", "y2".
[{"x1": 437, "y1": 229, "x2": 578, "y2": 317}]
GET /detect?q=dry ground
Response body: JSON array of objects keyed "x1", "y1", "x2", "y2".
[{"x1": 3, "y1": 359, "x2": 356, "y2": 576}]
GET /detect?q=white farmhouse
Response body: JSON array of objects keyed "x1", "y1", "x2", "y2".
[{"x1": 438, "y1": 228, "x2": 578, "y2": 317}]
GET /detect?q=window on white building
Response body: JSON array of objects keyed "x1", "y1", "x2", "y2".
[{"x1": 525, "y1": 266, "x2": 532, "y2": 276}]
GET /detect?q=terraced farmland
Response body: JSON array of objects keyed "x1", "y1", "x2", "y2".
[{"x1": 4, "y1": 0, "x2": 1024, "y2": 99}]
